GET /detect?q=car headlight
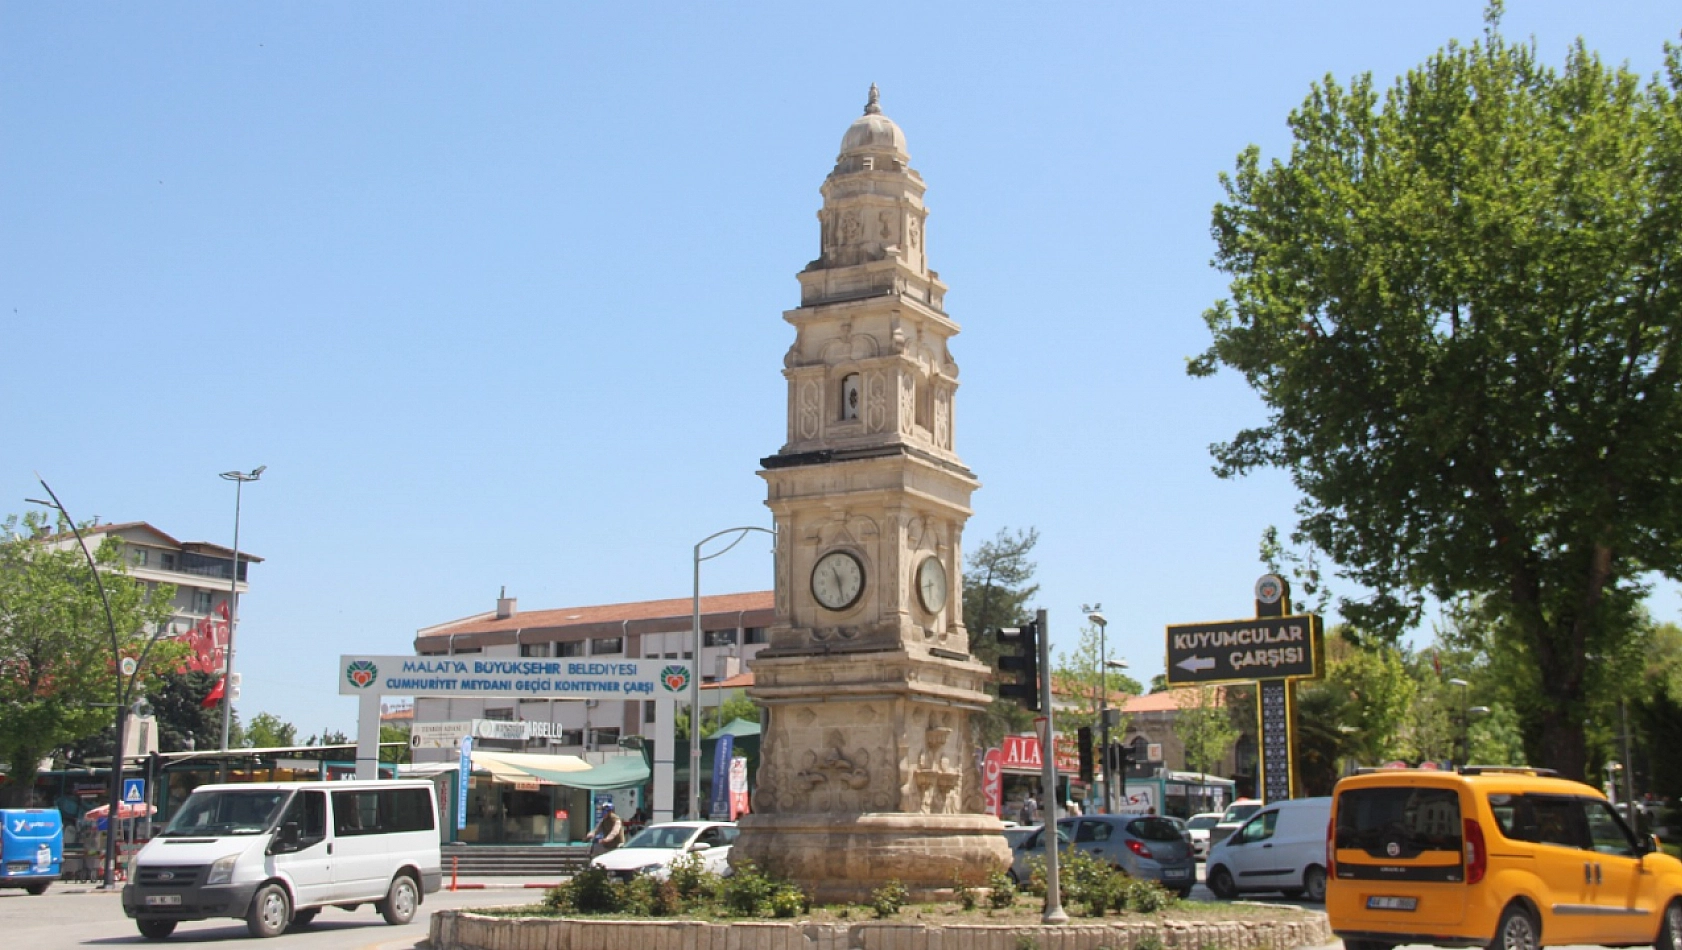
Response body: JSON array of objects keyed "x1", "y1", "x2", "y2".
[
  {"x1": 205, "y1": 854, "x2": 239, "y2": 886},
  {"x1": 635, "y1": 864, "x2": 664, "y2": 875},
  {"x1": 126, "y1": 855, "x2": 139, "y2": 882}
]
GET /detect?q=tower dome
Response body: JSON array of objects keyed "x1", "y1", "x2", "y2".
[{"x1": 838, "y1": 84, "x2": 907, "y2": 158}]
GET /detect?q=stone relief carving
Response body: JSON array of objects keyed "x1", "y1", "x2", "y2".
[
  {"x1": 889, "y1": 317, "x2": 907, "y2": 354},
  {"x1": 798, "y1": 380, "x2": 821, "y2": 440},
  {"x1": 841, "y1": 211, "x2": 862, "y2": 244},
  {"x1": 793, "y1": 729, "x2": 886, "y2": 812},
  {"x1": 878, "y1": 210, "x2": 895, "y2": 241},
  {"x1": 905, "y1": 710, "x2": 963, "y2": 814},
  {"x1": 935, "y1": 387, "x2": 951, "y2": 449},
  {"x1": 909, "y1": 215, "x2": 921, "y2": 249},
  {"x1": 899, "y1": 375, "x2": 916, "y2": 434},
  {"x1": 864, "y1": 371, "x2": 889, "y2": 433}
]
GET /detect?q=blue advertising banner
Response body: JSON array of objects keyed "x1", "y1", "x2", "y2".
[
  {"x1": 708, "y1": 734, "x2": 734, "y2": 820},
  {"x1": 457, "y1": 736, "x2": 473, "y2": 831}
]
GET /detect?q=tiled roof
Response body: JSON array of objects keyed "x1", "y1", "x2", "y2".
[
  {"x1": 702, "y1": 671, "x2": 755, "y2": 690},
  {"x1": 1122, "y1": 686, "x2": 1228, "y2": 714},
  {"x1": 418, "y1": 590, "x2": 775, "y2": 638},
  {"x1": 40, "y1": 521, "x2": 265, "y2": 562}
]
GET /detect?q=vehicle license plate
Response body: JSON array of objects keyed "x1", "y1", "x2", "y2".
[
  {"x1": 1163, "y1": 868, "x2": 1190, "y2": 879},
  {"x1": 1366, "y1": 896, "x2": 1417, "y2": 911},
  {"x1": 145, "y1": 895, "x2": 182, "y2": 906}
]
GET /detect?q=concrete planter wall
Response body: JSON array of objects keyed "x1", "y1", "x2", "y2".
[{"x1": 431, "y1": 910, "x2": 1333, "y2": 950}]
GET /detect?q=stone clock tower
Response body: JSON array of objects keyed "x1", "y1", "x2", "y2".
[{"x1": 733, "y1": 87, "x2": 1010, "y2": 902}]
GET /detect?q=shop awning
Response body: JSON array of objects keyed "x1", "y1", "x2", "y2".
[
  {"x1": 470, "y1": 750, "x2": 591, "y2": 785},
  {"x1": 713, "y1": 718, "x2": 761, "y2": 738},
  {"x1": 514, "y1": 753, "x2": 649, "y2": 791}
]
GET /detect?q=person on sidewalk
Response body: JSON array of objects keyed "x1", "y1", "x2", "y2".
[{"x1": 588, "y1": 803, "x2": 625, "y2": 856}]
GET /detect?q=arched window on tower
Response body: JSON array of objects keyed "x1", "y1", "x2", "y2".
[
  {"x1": 915, "y1": 373, "x2": 933, "y2": 431},
  {"x1": 841, "y1": 373, "x2": 861, "y2": 421}
]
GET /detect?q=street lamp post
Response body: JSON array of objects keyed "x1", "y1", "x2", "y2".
[
  {"x1": 1083, "y1": 605, "x2": 1112, "y2": 813},
  {"x1": 690, "y1": 525, "x2": 774, "y2": 820},
  {"x1": 28, "y1": 478, "x2": 170, "y2": 889},
  {"x1": 217, "y1": 467, "x2": 264, "y2": 753}
]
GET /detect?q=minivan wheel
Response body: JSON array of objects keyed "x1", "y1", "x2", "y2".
[
  {"x1": 1491, "y1": 904, "x2": 1540, "y2": 950},
  {"x1": 1208, "y1": 866, "x2": 1237, "y2": 900},
  {"x1": 136, "y1": 919, "x2": 177, "y2": 940},
  {"x1": 288, "y1": 908, "x2": 319, "y2": 930},
  {"x1": 1657, "y1": 899, "x2": 1682, "y2": 950},
  {"x1": 1303, "y1": 865, "x2": 1328, "y2": 903},
  {"x1": 379, "y1": 873, "x2": 419, "y2": 925},
  {"x1": 246, "y1": 883, "x2": 291, "y2": 938}
]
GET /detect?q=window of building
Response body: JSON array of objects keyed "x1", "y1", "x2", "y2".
[
  {"x1": 841, "y1": 373, "x2": 861, "y2": 421},
  {"x1": 704, "y1": 629, "x2": 737, "y2": 647},
  {"x1": 645, "y1": 701, "x2": 656, "y2": 724},
  {"x1": 519, "y1": 642, "x2": 551, "y2": 657},
  {"x1": 591, "y1": 727, "x2": 620, "y2": 748},
  {"x1": 558, "y1": 729, "x2": 584, "y2": 747},
  {"x1": 590, "y1": 637, "x2": 623, "y2": 655},
  {"x1": 131, "y1": 548, "x2": 149, "y2": 567},
  {"x1": 192, "y1": 590, "x2": 215, "y2": 613},
  {"x1": 744, "y1": 628, "x2": 769, "y2": 644},
  {"x1": 556, "y1": 640, "x2": 585, "y2": 657},
  {"x1": 484, "y1": 707, "x2": 514, "y2": 721},
  {"x1": 451, "y1": 646, "x2": 482, "y2": 655},
  {"x1": 161, "y1": 552, "x2": 177, "y2": 571}
]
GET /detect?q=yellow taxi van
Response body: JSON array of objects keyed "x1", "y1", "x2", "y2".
[{"x1": 1327, "y1": 766, "x2": 1682, "y2": 950}]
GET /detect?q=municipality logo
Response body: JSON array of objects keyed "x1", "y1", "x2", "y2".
[
  {"x1": 660, "y1": 665, "x2": 690, "y2": 693},
  {"x1": 345, "y1": 660, "x2": 379, "y2": 689}
]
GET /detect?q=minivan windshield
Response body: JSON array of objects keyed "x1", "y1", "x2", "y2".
[
  {"x1": 1222, "y1": 802, "x2": 1261, "y2": 823},
  {"x1": 1336, "y1": 786, "x2": 1462, "y2": 858},
  {"x1": 1128, "y1": 817, "x2": 1187, "y2": 842},
  {"x1": 160, "y1": 789, "x2": 292, "y2": 837}
]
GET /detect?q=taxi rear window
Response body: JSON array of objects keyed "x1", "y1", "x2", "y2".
[{"x1": 1336, "y1": 787, "x2": 1463, "y2": 858}]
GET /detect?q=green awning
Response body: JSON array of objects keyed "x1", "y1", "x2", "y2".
[
  {"x1": 516, "y1": 753, "x2": 650, "y2": 791},
  {"x1": 713, "y1": 718, "x2": 762, "y2": 738}
]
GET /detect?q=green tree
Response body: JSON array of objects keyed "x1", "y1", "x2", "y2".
[
  {"x1": 147, "y1": 671, "x2": 223, "y2": 753},
  {"x1": 1051, "y1": 620, "x2": 1142, "y2": 737},
  {"x1": 1192, "y1": 16, "x2": 1682, "y2": 780},
  {"x1": 674, "y1": 689, "x2": 760, "y2": 742},
  {"x1": 0, "y1": 513, "x2": 179, "y2": 804},
  {"x1": 1175, "y1": 686, "x2": 1239, "y2": 776},
  {"x1": 961, "y1": 527, "x2": 1042, "y2": 746},
  {"x1": 379, "y1": 724, "x2": 412, "y2": 764},
  {"x1": 244, "y1": 712, "x2": 298, "y2": 749}
]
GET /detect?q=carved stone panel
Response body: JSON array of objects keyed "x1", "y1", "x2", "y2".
[{"x1": 797, "y1": 379, "x2": 821, "y2": 441}]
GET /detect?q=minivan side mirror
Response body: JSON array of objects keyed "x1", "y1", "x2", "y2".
[
  {"x1": 688, "y1": 841, "x2": 712, "y2": 852},
  {"x1": 279, "y1": 821, "x2": 301, "y2": 849}
]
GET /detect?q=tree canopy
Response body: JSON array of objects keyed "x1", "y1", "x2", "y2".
[
  {"x1": 1193, "y1": 18, "x2": 1682, "y2": 780},
  {"x1": 0, "y1": 513, "x2": 180, "y2": 804},
  {"x1": 962, "y1": 527, "x2": 1041, "y2": 746}
]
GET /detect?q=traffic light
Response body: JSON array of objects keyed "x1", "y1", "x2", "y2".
[
  {"x1": 1078, "y1": 726, "x2": 1094, "y2": 785},
  {"x1": 1103, "y1": 741, "x2": 1135, "y2": 777},
  {"x1": 996, "y1": 621, "x2": 1041, "y2": 711}
]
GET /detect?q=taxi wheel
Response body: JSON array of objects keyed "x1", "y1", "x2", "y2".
[
  {"x1": 1491, "y1": 904, "x2": 1540, "y2": 950},
  {"x1": 1208, "y1": 866, "x2": 1237, "y2": 900},
  {"x1": 1657, "y1": 899, "x2": 1682, "y2": 950}
]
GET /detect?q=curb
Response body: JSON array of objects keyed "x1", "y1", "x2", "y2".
[{"x1": 447, "y1": 882, "x2": 559, "y2": 890}]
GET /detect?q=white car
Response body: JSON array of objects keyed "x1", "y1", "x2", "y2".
[
  {"x1": 588, "y1": 821, "x2": 737, "y2": 881},
  {"x1": 1184, "y1": 811, "x2": 1222, "y2": 859}
]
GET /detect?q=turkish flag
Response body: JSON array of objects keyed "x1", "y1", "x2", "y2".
[{"x1": 201, "y1": 677, "x2": 225, "y2": 709}]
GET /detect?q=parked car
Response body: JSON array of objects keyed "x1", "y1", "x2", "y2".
[
  {"x1": 589, "y1": 821, "x2": 736, "y2": 881},
  {"x1": 1328, "y1": 766, "x2": 1682, "y2": 950},
  {"x1": 1209, "y1": 798, "x2": 1264, "y2": 847},
  {"x1": 1009, "y1": 816, "x2": 1196, "y2": 897},
  {"x1": 1184, "y1": 811, "x2": 1222, "y2": 860},
  {"x1": 1205, "y1": 797, "x2": 1333, "y2": 902}
]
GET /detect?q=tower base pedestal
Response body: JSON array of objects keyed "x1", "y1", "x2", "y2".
[{"x1": 733, "y1": 812, "x2": 1011, "y2": 904}]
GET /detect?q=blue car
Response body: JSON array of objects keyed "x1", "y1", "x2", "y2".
[{"x1": 1009, "y1": 815, "x2": 1196, "y2": 897}]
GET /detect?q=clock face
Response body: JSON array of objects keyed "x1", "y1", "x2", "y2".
[
  {"x1": 916, "y1": 556, "x2": 948, "y2": 613},
  {"x1": 811, "y1": 550, "x2": 865, "y2": 611}
]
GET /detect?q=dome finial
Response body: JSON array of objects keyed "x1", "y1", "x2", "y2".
[{"x1": 864, "y1": 83, "x2": 881, "y2": 115}]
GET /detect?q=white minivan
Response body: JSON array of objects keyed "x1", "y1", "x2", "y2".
[
  {"x1": 122, "y1": 780, "x2": 442, "y2": 940},
  {"x1": 1205, "y1": 796, "x2": 1332, "y2": 902}
]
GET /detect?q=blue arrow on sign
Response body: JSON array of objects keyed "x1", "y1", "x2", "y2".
[{"x1": 122, "y1": 778, "x2": 146, "y2": 804}]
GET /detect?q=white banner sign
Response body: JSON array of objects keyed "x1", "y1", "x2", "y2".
[
  {"x1": 339, "y1": 655, "x2": 694, "y2": 700},
  {"x1": 410, "y1": 722, "x2": 471, "y2": 749}
]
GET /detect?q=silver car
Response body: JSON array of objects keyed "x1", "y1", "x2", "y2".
[{"x1": 1008, "y1": 815, "x2": 1196, "y2": 897}]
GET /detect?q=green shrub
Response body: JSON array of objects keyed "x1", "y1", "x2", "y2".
[
  {"x1": 1124, "y1": 878, "x2": 1175, "y2": 913},
  {"x1": 553, "y1": 865, "x2": 622, "y2": 913},
  {"x1": 1136, "y1": 934, "x2": 1165, "y2": 950},
  {"x1": 870, "y1": 878, "x2": 909, "y2": 918},
  {"x1": 768, "y1": 884, "x2": 806, "y2": 918},
  {"x1": 954, "y1": 879, "x2": 978, "y2": 911},
  {"x1": 986, "y1": 869, "x2": 1017, "y2": 909},
  {"x1": 721, "y1": 859, "x2": 776, "y2": 916},
  {"x1": 668, "y1": 853, "x2": 719, "y2": 904}
]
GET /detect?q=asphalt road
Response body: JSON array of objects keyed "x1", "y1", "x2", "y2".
[{"x1": 0, "y1": 880, "x2": 546, "y2": 949}]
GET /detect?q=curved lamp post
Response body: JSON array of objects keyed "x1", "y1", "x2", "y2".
[
  {"x1": 29, "y1": 478, "x2": 170, "y2": 890},
  {"x1": 690, "y1": 525, "x2": 774, "y2": 820},
  {"x1": 216, "y1": 466, "x2": 264, "y2": 753}
]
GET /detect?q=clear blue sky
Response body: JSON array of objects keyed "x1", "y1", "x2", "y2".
[{"x1": 5, "y1": 2, "x2": 1678, "y2": 737}]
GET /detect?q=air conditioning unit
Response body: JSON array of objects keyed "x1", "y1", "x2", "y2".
[{"x1": 585, "y1": 699, "x2": 599, "y2": 708}]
